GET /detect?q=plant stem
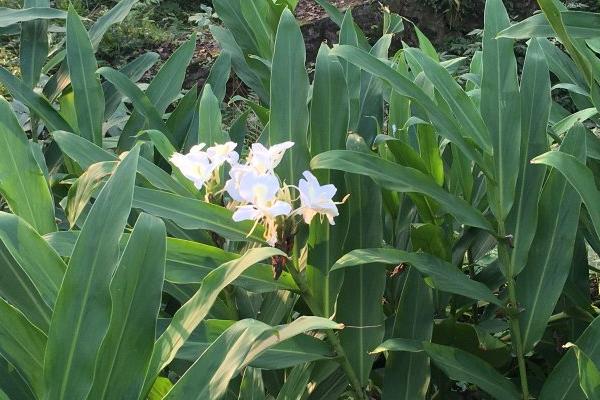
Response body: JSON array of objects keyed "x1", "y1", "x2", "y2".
[
  {"x1": 498, "y1": 222, "x2": 530, "y2": 400},
  {"x1": 286, "y1": 260, "x2": 367, "y2": 400}
]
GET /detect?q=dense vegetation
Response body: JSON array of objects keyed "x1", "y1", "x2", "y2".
[{"x1": 1, "y1": 0, "x2": 600, "y2": 399}]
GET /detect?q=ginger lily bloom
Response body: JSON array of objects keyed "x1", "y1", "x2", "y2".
[
  {"x1": 170, "y1": 149, "x2": 215, "y2": 190},
  {"x1": 206, "y1": 142, "x2": 239, "y2": 168},
  {"x1": 296, "y1": 170, "x2": 340, "y2": 225},
  {"x1": 248, "y1": 141, "x2": 294, "y2": 174}
]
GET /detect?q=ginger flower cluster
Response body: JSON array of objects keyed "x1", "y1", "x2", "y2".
[{"x1": 170, "y1": 141, "x2": 342, "y2": 246}]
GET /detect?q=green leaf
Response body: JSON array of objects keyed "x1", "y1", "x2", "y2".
[
  {"x1": 43, "y1": 147, "x2": 140, "y2": 400},
  {"x1": 383, "y1": 267, "x2": 433, "y2": 400},
  {"x1": 423, "y1": 343, "x2": 520, "y2": 400},
  {"x1": 166, "y1": 85, "x2": 198, "y2": 150},
  {"x1": 104, "y1": 52, "x2": 159, "y2": 119},
  {"x1": 65, "y1": 161, "x2": 116, "y2": 228},
  {"x1": 210, "y1": 25, "x2": 269, "y2": 103},
  {"x1": 0, "y1": 298, "x2": 46, "y2": 398},
  {"x1": 498, "y1": 11, "x2": 600, "y2": 40},
  {"x1": 0, "y1": 7, "x2": 65, "y2": 27},
  {"x1": 88, "y1": 214, "x2": 166, "y2": 400},
  {"x1": 166, "y1": 319, "x2": 273, "y2": 400},
  {"x1": 97, "y1": 67, "x2": 169, "y2": 137},
  {"x1": 335, "y1": 136, "x2": 385, "y2": 385},
  {"x1": 269, "y1": 8, "x2": 310, "y2": 185},
  {"x1": 339, "y1": 11, "x2": 361, "y2": 129},
  {"x1": 0, "y1": 355, "x2": 36, "y2": 400},
  {"x1": 481, "y1": 0, "x2": 521, "y2": 221},
  {"x1": 405, "y1": 48, "x2": 491, "y2": 153},
  {"x1": 506, "y1": 38, "x2": 551, "y2": 277},
  {"x1": 552, "y1": 107, "x2": 598, "y2": 137},
  {"x1": 176, "y1": 321, "x2": 335, "y2": 369},
  {"x1": 540, "y1": 316, "x2": 600, "y2": 399},
  {"x1": 45, "y1": 231, "x2": 298, "y2": 293},
  {"x1": 66, "y1": 6, "x2": 104, "y2": 145},
  {"x1": 0, "y1": 98, "x2": 55, "y2": 234},
  {"x1": 0, "y1": 212, "x2": 66, "y2": 331},
  {"x1": 53, "y1": 130, "x2": 191, "y2": 196},
  {"x1": 306, "y1": 44, "x2": 349, "y2": 318},
  {"x1": 206, "y1": 52, "x2": 231, "y2": 104},
  {"x1": 238, "y1": 367, "x2": 265, "y2": 400},
  {"x1": 117, "y1": 35, "x2": 196, "y2": 150},
  {"x1": 142, "y1": 248, "x2": 284, "y2": 393},
  {"x1": 532, "y1": 128, "x2": 600, "y2": 241},
  {"x1": 0, "y1": 69, "x2": 73, "y2": 132},
  {"x1": 332, "y1": 248, "x2": 500, "y2": 305},
  {"x1": 311, "y1": 150, "x2": 492, "y2": 230},
  {"x1": 330, "y1": 45, "x2": 486, "y2": 169},
  {"x1": 198, "y1": 84, "x2": 225, "y2": 145},
  {"x1": 517, "y1": 123, "x2": 586, "y2": 352},
  {"x1": 132, "y1": 187, "x2": 266, "y2": 242},
  {"x1": 569, "y1": 345, "x2": 600, "y2": 399},
  {"x1": 87, "y1": 0, "x2": 139, "y2": 49},
  {"x1": 20, "y1": 0, "x2": 49, "y2": 88},
  {"x1": 275, "y1": 364, "x2": 313, "y2": 400}
]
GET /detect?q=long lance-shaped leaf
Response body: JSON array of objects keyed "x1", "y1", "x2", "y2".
[
  {"x1": 517, "y1": 126, "x2": 585, "y2": 353},
  {"x1": 89, "y1": 214, "x2": 166, "y2": 400},
  {"x1": 306, "y1": 44, "x2": 349, "y2": 318},
  {"x1": 536, "y1": 0, "x2": 594, "y2": 87},
  {"x1": 210, "y1": 25, "x2": 269, "y2": 103},
  {"x1": 0, "y1": 298, "x2": 46, "y2": 398},
  {"x1": 43, "y1": 147, "x2": 140, "y2": 400},
  {"x1": 569, "y1": 345, "x2": 600, "y2": 399},
  {"x1": 238, "y1": 367, "x2": 265, "y2": 400},
  {"x1": 66, "y1": 6, "x2": 104, "y2": 145},
  {"x1": 332, "y1": 248, "x2": 500, "y2": 305},
  {"x1": 532, "y1": 131, "x2": 600, "y2": 240},
  {"x1": 104, "y1": 52, "x2": 159, "y2": 119},
  {"x1": 88, "y1": 0, "x2": 139, "y2": 49},
  {"x1": 117, "y1": 35, "x2": 196, "y2": 150},
  {"x1": 506, "y1": 38, "x2": 551, "y2": 277},
  {"x1": 339, "y1": 10, "x2": 361, "y2": 130},
  {"x1": 41, "y1": 0, "x2": 140, "y2": 100},
  {"x1": 0, "y1": 69, "x2": 73, "y2": 132},
  {"x1": 167, "y1": 317, "x2": 341, "y2": 400},
  {"x1": 0, "y1": 239, "x2": 52, "y2": 334},
  {"x1": 20, "y1": 0, "x2": 49, "y2": 88},
  {"x1": 166, "y1": 320, "x2": 273, "y2": 400},
  {"x1": 45, "y1": 231, "x2": 298, "y2": 293},
  {"x1": 423, "y1": 343, "x2": 520, "y2": 400},
  {"x1": 498, "y1": 11, "x2": 600, "y2": 40},
  {"x1": 0, "y1": 354, "x2": 36, "y2": 400},
  {"x1": 382, "y1": 267, "x2": 433, "y2": 400},
  {"x1": 481, "y1": 0, "x2": 521, "y2": 222},
  {"x1": 198, "y1": 84, "x2": 226, "y2": 145},
  {"x1": 405, "y1": 48, "x2": 491, "y2": 154},
  {"x1": 269, "y1": 8, "x2": 310, "y2": 185},
  {"x1": 142, "y1": 247, "x2": 284, "y2": 395},
  {"x1": 0, "y1": 7, "x2": 65, "y2": 27},
  {"x1": 52, "y1": 130, "x2": 192, "y2": 196},
  {"x1": 335, "y1": 135, "x2": 385, "y2": 385},
  {"x1": 540, "y1": 316, "x2": 600, "y2": 399},
  {"x1": 132, "y1": 187, "x2": 266, "y2": 242},
  {"x1": 0, "y1": 212, "x2": 66, "y2": 331},
  {"x1": 170, "y1": 320, "x2": 335, "y2": 369},
  {"x1": 97, "y1": 67, "x2": 169, "y2": 135},
  {"x1": 330, "y1": 45, "x2": 487, "y2": 170},
  {"x1": 356, "y1": 35, "x2": 390, "y2": 145},
  {"x1": 311, "y1": 150, "x2": 492, "y2": 230},
  {"x1": 0, "y1": 98, "x2": 55, "y2": 233}
]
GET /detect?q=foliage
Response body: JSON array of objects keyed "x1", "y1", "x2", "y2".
[{"x1": 1, "y1": 0, "x2": 600, "y2": 399}]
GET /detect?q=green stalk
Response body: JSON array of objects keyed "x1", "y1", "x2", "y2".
[
  {"x1": 286, "y1": 257, "x2": 367, "y2": 400},
  {"x1": 498, "y1": 222, "x2": 530, "y2": 400}
]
